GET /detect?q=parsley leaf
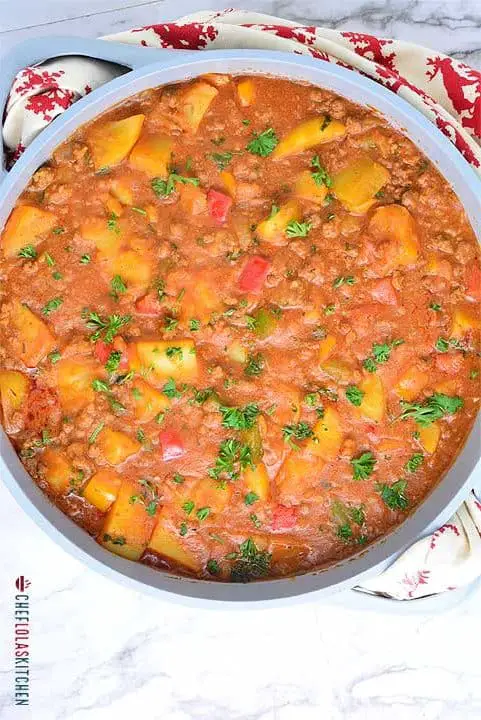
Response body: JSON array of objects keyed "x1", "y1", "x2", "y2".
[
  {"x1": 244, "y1": 353, "x2": 265, "y2": 377},
  {"x1": 18, "y1": 245, "x2": 37, "y2": 259},
  {"x1": 110, "y1": 274, "x2": 127, "y2": 299},
  {"x1": 377, "y1": 479, "x2": 409, "y2": 511},
  {"x1": 105, "y1": 350, "x2": 122, "y2": 375},
  {"x1": 399, "y1": 393, "x2": 463, "y2": 427},
  {"x1": 246, "y1": 128, "x2": 278, "y2": 157},
  {"x1": 208, "y1": 438, "x2": 253, "y2": 482},
  {"x1": 229, "y1": 537, "x2": 271, "y2": 582},
  {"x1": 209, "y1": 151, "x2": 234, "y2": 170},
  {"x1": 286, "y1": 220, "x2": 312, "y2": 238},
  {"x1": 351, "y1": 451, "x2": 376, "y2": 480},
  {"x1": 151, "y1": 173, "x2": 200, "y2": 198},
  {"x1": 219, "y1": 403, "x2": 260, "y2": 431},
  {"x1": 333, "y1": 275, "x2": 355, "y2": 288},
  {"x1": 345, "y1": 385, "x2": 364, "y2": 407},
  {"x1": 85, "y1": 311, "x2": 131, "y2": 343},
  {"x1": 311, "y1": 155, "x2": 332, "y2": 187},
  {"x1": 405, "y1": 453, "x2": 424, "y2": 473},
  {"x1": 41, "y1": 297, "x2": 63, "y2": 315},
  {"x1": 282, "y1": 422, "x2": 313, "y2": 449}
]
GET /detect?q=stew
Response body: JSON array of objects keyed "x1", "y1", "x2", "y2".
[{"x1": 0, "y1": 74, "x2": 479, "y2": 581}]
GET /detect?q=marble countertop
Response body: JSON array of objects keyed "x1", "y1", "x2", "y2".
[{"x1": 0, "y1": 1, "x2": 480, "y2": 718}]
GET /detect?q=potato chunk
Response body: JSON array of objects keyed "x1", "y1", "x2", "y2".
[
  {"x1": 273, "y1": 117, "x2": 346, "y2": 159},
  {"x1": 112, "y1": 250, "x2": 152, "y2": 291},
  {"x1": 332, "y1": 157, "x2": 389, "y2": 212},
  {"x1": 10, "y1": 301, "x2": 56, "y2": 367},
  {"x1": 450, "y1": 306, "x2": 481, "y2": 339},
  {"x1": 237, "y1": 79, "x2": 255, "y2": 107},
  {"x1": 257, "y1": 201, "x2": 300, "y2": 244},
  {"x1": 100, "y1": 479, "x2": 157, "y2": 560},
  {"x1": 358, "y1": 374, "x2": 386, "y2": 422},
  {"x1": 83, "y1": 469, "x2": 121, "y2": 512},
  {"x1": 88, "y1": 114, "x2": 145, "y2": 170},
  {"x1": 131, "y1": 378, "x2": 170, "y2": 422},
  {"x1": 40, "y1": 447, "x2": 74, "y2": 494},
  {"x1": 177, "y1": 81, "x2": 218, "y2": 133},
  {"x1": 419, "y1": 423, "x2": 441, "y2": 454},
  {"x1": 134, "y1": 340, "x2": 198, "y2": 382},
  {"x1": 80, "y1": 217, "x2": 122, "y2": 256},
  {"x1": 57, "y1": 358, "x2": 97, "y2": 413},
  {"x1": 1, "y1": 206, "x2": 57, "y2": 258},
  {"x1": 148, "y1": 516, "x2": 201, "y2": 572},
  {"x1": 369, "y1": 205, "x2": 419, "y2": 267},
  {"x1": 243, "y1": 462, "x2": 270, "y2": 501},
  {"x1": 307, "y1": 407, "x2": 343, "y2": 460},
  {"x1": 294, "y1": 170, "x2": 328, "y2": 204},
  {"x1": 0, "y1": 370, "x2": 29, "y2": 432},
  {"x1": 394, "y1": 365, "x2": 429, "y2": 402},
  {"x1": 129, "y1": 133, "x2": 172, "y2": 178},
  {"x1": 97, "y1": 427, "x2": 141, "y2": 465}
]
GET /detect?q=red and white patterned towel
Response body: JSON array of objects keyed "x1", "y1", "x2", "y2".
[{"x1": 2, "y1": 9, "x2": 480, "y2": 599}]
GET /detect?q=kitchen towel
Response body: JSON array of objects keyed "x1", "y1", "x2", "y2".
[{"x1": 2, "y1": 9, "x2": 480, "y2": 600}]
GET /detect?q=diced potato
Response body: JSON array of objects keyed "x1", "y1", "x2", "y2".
[
  {"x1": 434, "y1": 379, "x2": 457, "y2": 395},
  {"x1": 450, "y1": 306, "x2": 481, "y2": 338},
  {"x1": 273, "y1": 117, "x2": 346, "y2": 159},
  {"x1": 131, "y1": 378, "x2": 170, "y2": 422},
  {"x1": 269, "y1": 383, "x2": 301, "y2": 426},
  {"x1": 276, "y1": 454, "x2": 322, "y2": 499},
  {"x1": 319, "y1": 334, "x2": 337, "y2": 364},
  {"x1": 331, "y1": 157, "x2": 389, "y2": 211},
  {"x1": 80, "y1": 217, "x2": 122, "y2": 255},
  {"x1": 226, "y1": 340, "x2": 247, "y2": 364},
  {"x1": 243, "y1": 462, "x2": 270, "y2": 501},
  {"x1": 41, "y1": 447, "x2": 74, "y2": 494},
  {"x1": 201, "y1": 73, "x2": 231, "y2": 87},
  {"x1": 110, "y1": 177, "x2": 134, "y2": 206},
  {"x1": 419, "y1": 423, "x2": 441, "y2": 454},
  {"x1": 426, "y1": 254, "x2": 452, "y2": 280},
  {"x1": 378, "y1": 438, "x2": 405, "y2": 454},
  {"x1": 97, "y1": 427, "x2": 141, "y2": 465},
  {"x1": 177, "y1": 81, "x2": 218, "y2": 133},
  {"x1": 102, "y1": 194, "x2": 123, "y2": 217},
  {"x1": 220, "y1": 170, "x2": 236, "y2": 198},
  {"x1": 358, "y1": 374, "x2": 386, "y2": 422},
  {"x1": 179, "y1": 185, "x2": 208, "y2": 215},
  {"x1": 0, "y1": 370, "x2": 29, "y2": 431},
  {"x1": 257, "y1": 200, "x2": 300, "y2": 244},
  {"x1": 394, "y1": 365, "x2": 429, "y2": 402},
  {"x1": 369, "y1": 205, "x2": 419, "y2": 267},
  {"x1": 10, "y1": 301, "x2": 56, "y2": 367},
  {"x1": 83, "y1": 469, "x2": 121, "y2": 512},
  {"x1": 135, "y1": 340, "x2": 198, "y2": 382},
  {"x1": 192, "y1": 478, "x2": 232, "y2": 513},
  {"x1": 307, "y1": 407, "x2": 343, "y2": 460},
  {"x1": 180, "y1": 280, "x2": 221, "y2": 322},
  {"x1": 148, "y1": 517, "x2": 201, "y2": 571},
  {"x1": 88, "y1": 114, "x2": 145, "y2": 170},
  {"x1": 57, "y1": 358, "x2": 97, "y2": 413},
  {"x1": 129, "y1": 133, "x2": 172, "y2": 179},
  {"x1": 237, "y1": 79, "x2": 255, "y2": 107},
  {"x1": 112, "y1": 250, "x2": 152, "y2": 290},
  {"x1": 1, "y1": 205, "x2": 57, "y2": 258},
  {"x1": 101, "y1": 479, "x2": 157, "y2": 560},
  {"x1": 145, "y1": 205, "x2": 158, "y2": 224},
  {"x1": 294, "y1": 170, "x2": 329, "y2": 204},
  {"x1": 321, "y1": 358, "x2": 353, "y2": 383}
]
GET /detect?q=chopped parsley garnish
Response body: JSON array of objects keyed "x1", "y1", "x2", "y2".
[
  {"x1": 324, "y1": 304, "x2": 336, "y2": 316},
  {"x1": 131, "y1": 206, "x2": 147, "y2": 216},
  {"x1": 435, "y1": 337, "x2": 450, "y2": 353},
  {"x1": 405, "y1": 453, "x2": 424, "y2": 473},
  {"x1": 162, "y1": 378, "x2": 184, "y2": 399},
  {"x1": 286, "y1": 220, "x2": 312, "y2": 238},
  {"x1": 80, "y1": 254, "x2": 91, "y2": 265},
  {"x1": 136, "y1": 428, "x2": 146, "y2": 444},
  {"x1": 164, "y1": 316, "x2": 179, "y2": 331},
  {"x1": 311, "y1": 155, "x2": 332, "y2": 187},
  {"x1": 182, "y1": 500, "x2": 195, "y2": 515},
  {"x1": 196, "y1": 507, "x2": 211, "y2": 522},
  {"x1": 244, "y1": 352, "x2": 265, "y2": 377},
  {"x1": 189, "y1": 318, "x2": 201, "y2": 331},
  {"x1": 48, "y1": 350, "x2": 61, "y2": 364},
  {"x1": 363, "y1": 339, "x2": 404, "y2": 372},
  {"x1": 44, "y1": 252, "x2": 55, "y2": 267},
  {"x1": 52, "y1": 271, "x2": 63, "y2": 281},
  {"x1": 399, "y1": 393, "x2": 463, "y2": 426},
  {"x1": 191, "y1": 387, "x2": 216, "y2": 405},
  {"x1": 250, "y1": 513, "x2": 262, "y2": 528},
  {"x1": 179, "y1": 522, "x2": 188, "y2": 537},
  {"x1": 41, "y1": 297, "x2": 63, "y2": 315},
  {"x1": 429, "y1": 302, "x2": 442, "y2": 312},
  {"x1": 244, "y1": 492, "x2": 259, "y2": 506},
  {"x1": 173, "y1": 472, "x2": 185, "y2": 484},
  {"x1": 208, "y1": 438, "x2": 253, "y2": 482},
  {"x1": 151, "y1": 173, "x2": 200, "y2": 198},
  {"x1": 320, "y1": 114, "x2": 332, "y2": 131},
  {"x1": 345, "y1": 385, "x2": 364, "y2": 407},
  {"x1": 110, "y1": 274, "x2": 127, "y2": 300},
  {"x1": 209, "y1": 151, "x2": 234, "y2": 170},
  {"x1": 105, "y1": 350, "x2": 122, "y2": 375},
  {"x1": 130, "y1": 478, "x2": 159, "y2": 516},
  {"x1": 377, "y1": 479, "x2": 409, "y2": 511},
  {"x1": 85, "y1": 311, "x2": 131, "y2": 343},
  {"x1": 351, "y1": 451, "x2": 376, "y2": 481},
  {"x1": 206, "y1": 559, "x2": 220, "y2": 575},
  {"x1": 246, "y1": 128, "x2": 278, "y2": 157},
  {"x1": 107, "y1": 212, "x2": 120, "y2": 235},
  {"x1": 88, "y1": 422, "x2": 104, "y2": 444},
  {"x1": 165, "y1": 346, "x2": 183, "y2": 361},
  {"x1": 18, "y1": 245, "x2": 37, "y2": 259},
  {"x1": 219, "y1": 403, "x2": 260, "y2": 431},
  {"x1": 52, "y1": 226, "x2": 65, "y2": 235},
  {"x1": 282, "y1": 422, "x2": 313, "y2": 450},
  {"x1": 92, "y1": 379, "x2": 110, "y2": 393},
  {"x1": 229, "y1": 537, "x2": 271, "y2": 582},
  {"x1": 103, "y1": 533, "x2": 125, "y2": 545},
  {"x1": 333, "y1": 275, "x2": 355, "y2": 288},
  {"x1": 337, "y1": 524, "x2": 353, "y2": 542}
]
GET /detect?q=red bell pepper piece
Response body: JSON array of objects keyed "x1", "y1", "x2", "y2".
[
  {"x1": 207, "y1": 189, "x2": 232, "y2": 224},
  {"x1": 94, "y1": 340, "x2": 112, "y2": 364},
  {"x1": 466, "y1": 263, "x2": 481, "y2": 302},
  {"x1": 158, "y1": 429, "x2": 185, "y2": 461},
  {"x1": 95, "y1": 337, "x2": 128, "y2": 369},
  {"x1": 135, "y1": 291, "x2": 163, "y2": 316},
  {"x1": 271, "y1": 505, "x2": 297, "y2": 531},
  {"x1": 238, "y1": 255, "x2": 271, "y2": 293}
]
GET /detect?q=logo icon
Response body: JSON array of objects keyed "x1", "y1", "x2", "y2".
[{"x1": 15, "y1": 577, "x2": 31, "y2": 592}]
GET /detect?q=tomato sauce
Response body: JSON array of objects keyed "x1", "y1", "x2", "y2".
[{"x1": 0, "y1": 75, "x2": 479, "y2": 581}]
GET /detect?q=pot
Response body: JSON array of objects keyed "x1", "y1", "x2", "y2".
[{"x1": 0, "y1": 36, "x2": 480, "y2": 606}]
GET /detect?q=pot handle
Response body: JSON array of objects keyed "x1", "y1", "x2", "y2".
[{"x1": 0, "y1": 35, "x2": 188, "y2": 175}]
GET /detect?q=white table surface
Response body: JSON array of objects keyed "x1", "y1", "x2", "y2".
[{"x1": 0, "y1": 1, "x2": 480, "y2": 718}]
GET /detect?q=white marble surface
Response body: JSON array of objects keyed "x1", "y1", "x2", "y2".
[{"x1": 0, "y1": 1, "x2": 481, "y2": 719}]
